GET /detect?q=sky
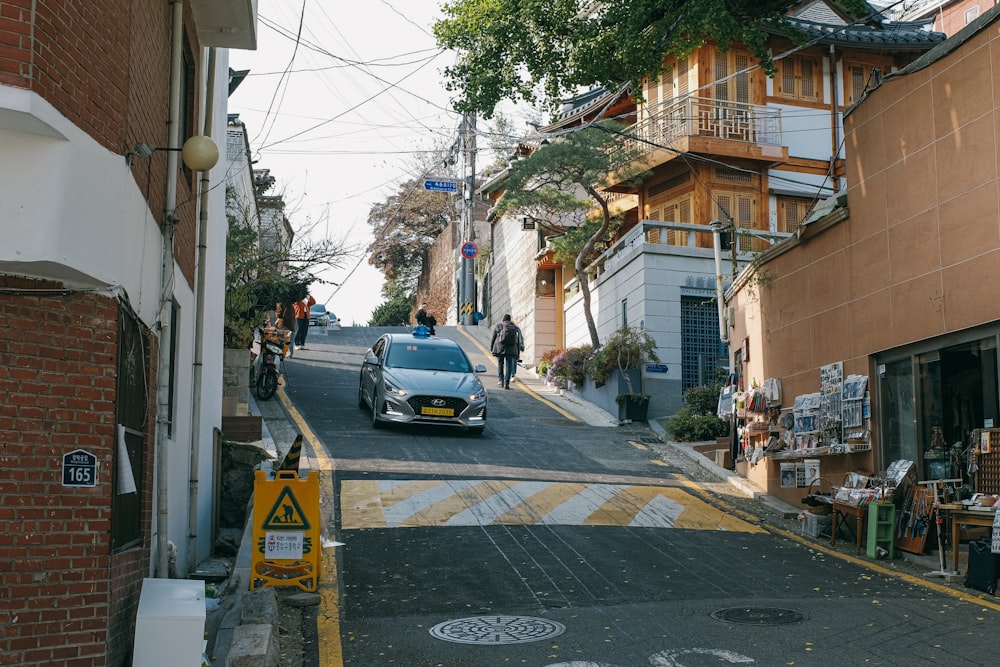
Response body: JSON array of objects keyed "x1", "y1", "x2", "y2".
[{"x1": 228, "y1": 1, "x2": 469, "y2": 326}]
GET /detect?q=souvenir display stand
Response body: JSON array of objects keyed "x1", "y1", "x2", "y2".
[{"x1": 731, "y1": 363, "x2": 874, "y2": 507}]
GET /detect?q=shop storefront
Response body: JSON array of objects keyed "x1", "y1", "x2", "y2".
[{"x1": 876, "y1": 324, "x2": 1000, "y2": 487}]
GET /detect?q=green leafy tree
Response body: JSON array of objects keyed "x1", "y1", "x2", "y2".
[
  {"x1": 367, "y1": 178, "x2": 455, "y2": 299},
  {"x1": 368, "y1": 296, "x2": 414, "y2": 327},
  {"x1": 224, "y1": 185, "x2": 354, "y2": 347},
  {"x1": 434, "y1": 0, "x2": 866, "y2": 117},
  {"x1": 496, "y1": 120, "x2": 649, "y2": 348}
]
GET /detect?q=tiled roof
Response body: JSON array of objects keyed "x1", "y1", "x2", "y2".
[{"x1": 783, "y1": 17, "x2": 946, "y2": 49}]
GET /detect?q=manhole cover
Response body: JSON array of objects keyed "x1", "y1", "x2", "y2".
[
  {"x1": 711, "y1": 607, "x2": 806, "y2": 626},
  {"x1": 429, "y1": 615, "x2": 566, "y2": 645}
]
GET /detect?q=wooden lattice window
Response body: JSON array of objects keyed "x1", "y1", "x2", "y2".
[
  {"x1": 649, "y1": 195, "x2": 692, "y2": 246},
  {"x1": 777, "y1": 197, "x2": 813, "y2": 234},
  {"x1": 715, "y1": 191, "x2": 760, "y2": 251},
  {"x1": 776, "y1": 55, "x2": 821, "y2": 102}
]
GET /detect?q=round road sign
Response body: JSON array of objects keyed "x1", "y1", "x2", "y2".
[{"x1": 461, "y1": 241, "x2": 478, "y2": 259}]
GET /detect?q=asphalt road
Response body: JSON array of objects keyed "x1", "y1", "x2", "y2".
[{"x1": 265, "y1": 325, "x2": 1000, "y2": 667}]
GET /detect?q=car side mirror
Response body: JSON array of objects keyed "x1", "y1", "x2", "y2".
[
  {"x1": 474, "y1": 364, "x2": 487, "y2": 373},
  {"x1": 366, "y1": 355, "x2": 381, "y2": 366}
]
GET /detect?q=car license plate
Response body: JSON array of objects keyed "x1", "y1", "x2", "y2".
[{"x1": 421, "y1": 406, "x2": 454, "y2": 416}]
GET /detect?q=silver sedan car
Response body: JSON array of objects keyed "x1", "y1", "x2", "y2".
[{"x1": 358, "y1": 330, "x2": 488, "y2": 434}]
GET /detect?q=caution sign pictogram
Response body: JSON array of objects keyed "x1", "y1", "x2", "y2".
[
  {"x1": 260, "y1": 485, "x2": 311, "y2": 530},
  {"x1": 251, "y1": 470, "x2": 321, "y2": 592}
]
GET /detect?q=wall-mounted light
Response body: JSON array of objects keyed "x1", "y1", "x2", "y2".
[{"x1": 132, "y1": 135, "x2": 220, "y2": 171}]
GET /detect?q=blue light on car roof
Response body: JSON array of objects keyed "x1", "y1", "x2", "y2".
[{"x1": 412, "y1": 325, "x2": 432, "y2": 338}]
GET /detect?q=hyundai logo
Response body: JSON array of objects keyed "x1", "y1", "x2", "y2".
[{"x1": 431, "y1": 399, "x2": 446, "y2": 407}]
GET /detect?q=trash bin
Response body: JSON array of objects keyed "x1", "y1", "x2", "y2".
[{"x1": 132, "y1": 578, "x2": 205, "y2": 667}]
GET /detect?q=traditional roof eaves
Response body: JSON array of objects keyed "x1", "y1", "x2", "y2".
[
  {"x1": 845, "y1": 3, "x2": 1000, "y2": 116},
  {"x1": 781, "y1": 16, "x2": 946, "y2": 50}
]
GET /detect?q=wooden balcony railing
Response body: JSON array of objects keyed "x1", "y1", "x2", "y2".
[{"x1": 622, "y1": 96, "x2": 782, "y2": 154}]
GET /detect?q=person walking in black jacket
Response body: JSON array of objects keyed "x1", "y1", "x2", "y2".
[{"x1": 490, "y1": 314, "x2": 523, "y2": 389}]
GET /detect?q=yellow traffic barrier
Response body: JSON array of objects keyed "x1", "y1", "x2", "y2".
[{"x1": 251, "y1": 469, "x2": 321, "y2": 591}]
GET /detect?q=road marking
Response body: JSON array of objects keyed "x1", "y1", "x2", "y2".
[
  {"x1": 340, "y1": 479, "x2": 766, "y2": 533},
  {"x1": 276, "y1": 387, "x2": 342, "y2": 665}
]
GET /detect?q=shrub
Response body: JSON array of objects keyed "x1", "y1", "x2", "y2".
[
  {"x1": 535, "y1": 347, "x2": 563, "y2": 377},
  {"x1": 587, "y1": 326, "x2": 659, "y2": 388},
  {"x1": 664, "y1": 383, "x2": 730, "y2": 442},
  {"x1": 548, "y1": 345, "x2": 593, "y2": 387}
]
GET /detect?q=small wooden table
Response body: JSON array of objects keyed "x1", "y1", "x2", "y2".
[
  {"x1": 831, "y1": 502, "x2": 868, "y2": 554},
  {"x1": 943, "y1": 504, "x2": 997, "y2": 571}
]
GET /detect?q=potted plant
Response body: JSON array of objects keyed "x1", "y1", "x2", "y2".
[{"x1": 589, "y1": 326, "x2": 659, "y2": 421}]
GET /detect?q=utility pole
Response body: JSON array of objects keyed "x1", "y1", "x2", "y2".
[{"x1": 460, "y1": 114, "x2": 477, "y2": 325}]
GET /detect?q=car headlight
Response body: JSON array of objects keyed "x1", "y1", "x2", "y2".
[
  {"x1": 384, "y1": 379, "x2": 408, "y2": 397},
  {"x1": 469, "y1": 384, "x2": 486, "y2": 401}
]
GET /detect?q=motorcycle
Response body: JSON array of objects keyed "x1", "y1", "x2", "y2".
[{"x1": 251, "y1": 326, "x2": 288, "y2": 400}]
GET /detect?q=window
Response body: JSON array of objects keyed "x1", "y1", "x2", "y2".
[
  {"x1": 713, "y1": 48, "x2": 751, "y2": 105},
  {"x1": 715, "y1": 191, "x2": 760, "y2": 251},
  {"x1": 621, "y1": 299, "x2": 628, "y2": 328},
  {"x1": 681, "y1": 296, "x2": 727, "y2": 391},
  {"x1": 649, "y1": 194, "x2": 692, "y2": 246},
  {"x1": 843, "y1": 63, "x2": 882, "y2": 106},
  {"x1": 776, "y1": 55, "x2": 821, "y2": 102},
  {"x1": 777, "y1": 197, "x2": 813, "y2": 234},
  {"x1": 966, "y1": 6, "x2": 979, "y2": 24},
  {"x1": 112, "y1": 306, "x2": 148, "y2": 552}
]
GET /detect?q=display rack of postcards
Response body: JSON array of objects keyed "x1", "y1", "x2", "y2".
[
  {"x1": 792, "y1": 392, "x2": 821, "y2": 450},
  {"x1": 819, "y1": 362, "x2": 843, "y2": 445},
  {"x1": 842, "y1": 374, "x2": 871, "y2": 452}
]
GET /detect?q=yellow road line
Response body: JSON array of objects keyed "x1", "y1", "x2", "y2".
[
  {"x1": 457, "y1": 326, "x2": 580, "y2": 422},
  {"x1": 629, "y1": 440, "x2": 649, "y2": 450},
  {"x1": 671, "y1": 472, "x2": 1000, "y2": 610},
  {"x1": 277, "y1": 387, "x2": 342, "y2": 666}
]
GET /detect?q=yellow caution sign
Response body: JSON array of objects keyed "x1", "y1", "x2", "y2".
[{"x1": 251, "y1": 470, "x2": 321, "y2": 592}]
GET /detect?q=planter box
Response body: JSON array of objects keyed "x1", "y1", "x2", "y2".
[
  {"x1": 573, "y1": 369, "x2": 643, "y2": 421},
  {"x1": 618, "y1": 394, "x2": 649, "y2": 422}
]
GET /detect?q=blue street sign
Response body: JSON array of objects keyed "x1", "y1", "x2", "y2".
[
  {"x1": 424, "y1": 179, "x2": 458, "y2": 193},
  {"x1": 646, "y1": 363, "x2": 669, "y2": 373},
  {"x1": 461, "y1": 241, "x2": 478, "y2": 259}
]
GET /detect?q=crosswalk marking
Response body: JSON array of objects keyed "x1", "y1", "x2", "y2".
[{"x1": 340, "y1": 479, "x2": 765, "y2": 533}]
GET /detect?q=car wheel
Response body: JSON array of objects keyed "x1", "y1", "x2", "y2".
[
  {"x1": 371, "y1": 390, "x2": 385, "y2": 429},
  {"x1": 357, "y1": 377, "x2": 368, "y2": 410}
]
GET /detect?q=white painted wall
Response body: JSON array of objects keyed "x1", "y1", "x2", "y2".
[{"x1": 0, "y1": 49, "x2": 234, "y2": 577}]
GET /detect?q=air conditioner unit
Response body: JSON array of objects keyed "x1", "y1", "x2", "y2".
[{"x1": 521, "y1": 217, "x2": 536, "y2": 230}]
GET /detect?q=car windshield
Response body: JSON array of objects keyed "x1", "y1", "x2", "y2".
[
  {"x1": 310, "y1": 305, "x2": 326, "y2": 314},
  {"x1": 385, "y1": 342, "x2": 471, "y2": 373}
]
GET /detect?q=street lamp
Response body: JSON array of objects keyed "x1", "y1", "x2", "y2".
[{"x1": 133, "y1": 135, "x2": 220, "y2": 171}]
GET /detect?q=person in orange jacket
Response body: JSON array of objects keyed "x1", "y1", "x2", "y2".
[{"x1": 293, "y1": 295, "x2": 316, "y2": 349}]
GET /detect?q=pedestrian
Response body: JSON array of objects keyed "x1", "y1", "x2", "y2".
[
  {"x1": 293, "y1": 295, "x2": 316, "y2": 350},
  {"x1": 490, "y1": 314, "x2": 523, "y2": 389},
  {"x1": 275, "y1": 302, "x2": 296, "y2": 357},
  {"x1": 415, "y1": 302, "x2": 436, "y2": 335}
]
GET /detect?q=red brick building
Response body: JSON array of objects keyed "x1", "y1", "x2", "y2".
[{"x1": 0, "y1": 2, "x2": 256, "y2": 664}]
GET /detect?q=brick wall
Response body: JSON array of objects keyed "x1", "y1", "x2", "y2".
[
  {"x1": 0, "y1": 275, "x2": 155, "y2": 667},
  {"x1": 2, "y1": 0, "x2": 201, "y2": 286},
  {"x1": 415, "y1": 218, "x2": 460, "y2": 325}
]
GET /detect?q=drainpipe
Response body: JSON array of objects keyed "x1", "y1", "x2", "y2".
[
  {"x1": 188, "y1": 47, "x2": 216, "y2": 573},
  {"x1": 156, "y1": 0, "x2": 184, "y2": 578},
  {"x1": 711, "y1": 219, "x2": 729, "y2": 345},
  {"x1": 829, "y1": 44, "x2": 840, "y2": 192}
]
